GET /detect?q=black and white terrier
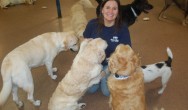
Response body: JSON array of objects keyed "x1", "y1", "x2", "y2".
[{"x1": 141, "y1": 47, "x2": 173, "y2": 94}]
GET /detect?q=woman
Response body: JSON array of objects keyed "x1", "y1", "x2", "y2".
[{"x1": 83, "y1": 0, "x2": 131, "y2": 96}]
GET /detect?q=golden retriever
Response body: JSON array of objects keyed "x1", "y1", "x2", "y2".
[
  {"x1": 48, "y1": 38, "x2": 108, "y2": 110},
  {"x1": 108, "y1": 44, "x2": 146, "y2": 110},
  {"x1": 0, "y1": 0, "x2": 36, "y2": 8},
  {"x1": 70, "y1": 0, "x2": 94, "y2": 40},
  {"x1": 0, "y1": 31, "x2": 79, "y2": 108}
]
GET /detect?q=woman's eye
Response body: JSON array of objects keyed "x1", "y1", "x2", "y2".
[{"x1": 113, "y1": 7, "x2": 117, "y2": 10}]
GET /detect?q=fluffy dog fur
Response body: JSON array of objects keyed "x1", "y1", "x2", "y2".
[
  {"x1": 96, "y1": 0, "x2": 153, "y2": 26},
  {"x1": 0, "y1": 0, "x2": 36, "y2": 8},
  {"x1": 108, "y1": 44, "x2": 146, "y2": 110},
  {"x1": 48, "y1": 38, "x2": 108, "y2": 110},
  {"x1": 158, "y1": 0, "x2": 188, "y2": 26},
  {"x1": 0, "y1": 31, "x2": 79, "y2": 108},
  {"x1": 141, "y1": 47, "x2": 173, "y2": 94},
  {"x1": 71, "y1": 0, "x2": 94, "y2": 40}
]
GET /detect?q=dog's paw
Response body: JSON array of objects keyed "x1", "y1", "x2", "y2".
[
  {"x1": 33, "y1": 100, "x2": 41, "y2": 106},
  {"x1": 51, "y1": 75, "x2": 57, "y2": 80},
  {"x1": 158, "y1": 89, "x2": 164, "y2": 94},
  {"x1": 53, "y1": 67, "x2": 57, "y2": 72},
  {"x1": 17, "y1": 101, "x2": 24, "y2": 108},
  {"x1": 79, "y1": 103, "x2": 86, "y2": 109}
]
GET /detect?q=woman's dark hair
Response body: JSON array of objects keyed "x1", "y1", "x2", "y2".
[{"x1": 97, "y1": 0, "x2": 122, "y2": 34}]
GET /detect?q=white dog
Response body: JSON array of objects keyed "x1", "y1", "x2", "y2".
[
  {"x1": 0, "y1": 31, "x2": 79, "y2": 108},
  {"x1": 0, "y1": 0, "x2": 36, "y2": 8},
  {"x1": 142, "y1": 47, "x2": 173, "y2": 94},
  {"x1": 48, "y1": 38, "x2": 108, "y2": 110}
]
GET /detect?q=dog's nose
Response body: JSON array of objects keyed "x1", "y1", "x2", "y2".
[
  {"x1": 148, "y1": 4, "x2": 153, "y2": 9},
  {"x1": 70, "y1": 48, "x2": 74, "y2": 52},
  {"x1": 70, "y1": 48, "x2": 77, "y2": 52}
]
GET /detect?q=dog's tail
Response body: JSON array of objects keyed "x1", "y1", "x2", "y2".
[
  {"x1": 0, "y1": 77, "x2": 12, "y2": 106},
  {"x1": 165, "y1": 47, "x2": 173, "y2": 67}
]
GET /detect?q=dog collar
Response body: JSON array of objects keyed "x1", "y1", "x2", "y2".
[
  {"x1": 113, "y1": 73, "x2": 129, "y2": 80},
  {"x1": 131, "y1": 7, "x2": 138, "y2": 17}
]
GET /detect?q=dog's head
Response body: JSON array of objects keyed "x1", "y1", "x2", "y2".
[
  {"x1": 77, "y1": 38, "x2": 93, "y2": 54},
  {"x1": 108, "y1": 44, "x2": 140, "y2": 76},
  {"x1": 81, "y1": 38, "x2": 108, "y2": 64},
  {"x1": 91, "y1": 38, "x2": 108, "y2": 63},
  {"x1": 61, "y1": 31, "x2": 79, "y2": 52},
  {"x1": 133, "y1": 0, "x2": 153, "y2": 14}
]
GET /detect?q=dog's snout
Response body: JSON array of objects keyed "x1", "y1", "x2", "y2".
[
  {"x1": 143, "y1": 4, "x2": 153, "y2": 13},
  {"x1": 145, "y1": 4, "x2": 153, "y2": 10},
  {"x1": 70, "y1": 48, "x2": 76, "y2": 52}
]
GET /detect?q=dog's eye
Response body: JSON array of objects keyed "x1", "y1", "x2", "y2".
[{"x1": 115, "y1": 73, "x2": 119, "y2": 78}]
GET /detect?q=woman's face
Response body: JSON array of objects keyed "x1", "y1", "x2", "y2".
[{"x1": 102, "y1": 0, "x2": 118, "y2": 25}]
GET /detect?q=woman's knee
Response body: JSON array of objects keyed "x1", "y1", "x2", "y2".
[
  {"x1": 100, "y1": 76, "x2": 110, "y2": 97},
  {"x1": 87, "y1": 84, "x2": 100, "y2": 93}
]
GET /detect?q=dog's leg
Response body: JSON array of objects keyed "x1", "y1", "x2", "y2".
[
  {"x1": 88, "y1": 71, "x2": 105, "y2": 87},
  {"x1": 87, "y1": 65, "x2": 103, "y2": 87},
  {"x1": 27, "y1": 93, "x2": 41, "y2": 106},
  {"x1": 20, "y1": 70, "x2": 41, "y2": 106},
  {"x1": 158, "y1": 71, "x2": 172, "y2": 94},
  {"x1": 12, "y1": 84, "x2": 24, "y2": 108},
  {"x1": 158, "y1": 0, "x2": 173, "y2": 20},
  {"x1": 45, "y1": 62, "x2": 57, "y2": 80},
  {"x1": 158, "y1": 84, "x2": 167, "y2": 94},
  {"x1": 24, "y1": 83, "x2": 41, "y2": 106}
]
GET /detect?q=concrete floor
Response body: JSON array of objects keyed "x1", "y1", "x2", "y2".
[{"x1": 0, "y1": 0, "x2": 188, "y2": 110}]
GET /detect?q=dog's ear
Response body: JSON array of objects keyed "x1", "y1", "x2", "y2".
[
  {"x1": 97, "y1": 50, "x2": 106, "y2": 63},
  {"x1": 109, "y1": 58, "x2": 117, "y2": 74},
  {"x1": 77, "y1": 38, "x2": 89, "y2": 54},
  {"x1": 109, "y1": 55, "x2": 125, "y2": 74},
  {"x1": 131, "y1": 53, "x2": 140, "y2": 67}
]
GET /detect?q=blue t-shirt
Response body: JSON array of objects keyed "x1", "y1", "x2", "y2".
[{"x1": 83, "y1": 18, "x2": 131, "y2": 65}]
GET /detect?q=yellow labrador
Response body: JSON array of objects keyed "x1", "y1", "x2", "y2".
[
  {"x1": 108, "y1": 44, "x2": 146, "y2": 110},
  {"x1": 0, "y1": 0, "x2": 36, "y2": 8},
  {"x1": 48, "y1": 38, "x2": 108, "y2": 110},
  {"x1": 0, "y1": 31, "x2": 79, "y2": 108}
]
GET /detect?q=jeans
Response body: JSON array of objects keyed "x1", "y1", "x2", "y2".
[{"x1": 87, "y1": 65, "x2": 110, "y2": 97}]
